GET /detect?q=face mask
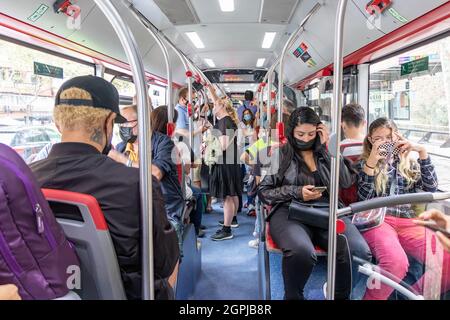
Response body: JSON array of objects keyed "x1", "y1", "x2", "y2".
[
  {"x1": 207, "y1": 110, "x2": 212, "y2": 117},
  {"x1": 119, "y1": 126, "x2": 137, "y2": 144},
  {"x1": 243, "y1": 114, "x2": 252, "y2": 122},
  {"x1": 293, "y1": 138, "x2": 316, "y2": 151},
  {"x1": 194, "y1": 112, "x2": 199, "y2": 121}
]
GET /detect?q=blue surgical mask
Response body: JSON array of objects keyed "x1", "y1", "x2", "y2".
[{"x1": 243, "y1": 114, "x2": 252, "y2": 122}]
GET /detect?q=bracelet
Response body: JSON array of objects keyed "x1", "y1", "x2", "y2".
[
  {"x1": 126, "y1": 158, "x2": 133, "y2": 167},
  {"x1": 365, "y1": 163, "x2": 375, "y2": 170}
]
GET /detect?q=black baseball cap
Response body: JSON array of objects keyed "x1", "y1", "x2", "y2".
[{"x1": 55, "y1": 75, "x2": 126, "y2": 123}]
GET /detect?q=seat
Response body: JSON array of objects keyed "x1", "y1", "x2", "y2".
[
  {"x1": 260, "y1": 204, "x2": 347, "y2": 300},
  {"x1": 42, "y1": 189, "x2": 126, "y2": 300},
  {"x1": 340, "y1": 142, "x2": 363, "y2": 206}
]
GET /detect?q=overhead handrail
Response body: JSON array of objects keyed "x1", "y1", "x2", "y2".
[
  {"x1": 277, "y1": 3, "x2": 321, "y2": 144},
  {"x1": 94, "y1": 0, "x2": 153, "y2": 299},
  {"x1": 125, "y1": 2, "x2": 175, "y2": 136}
]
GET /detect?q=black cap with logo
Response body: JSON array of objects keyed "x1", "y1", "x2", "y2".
[{"x1": 55, "y1": 75, "x2": 126, "y2": 123}]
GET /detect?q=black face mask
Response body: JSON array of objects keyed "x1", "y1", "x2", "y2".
[
  {"x1": 293, "y1": 137, "x2": 316, "y2": 151},
  {"x1": 119, "y1": 126, "x2": 137, "y2": 144}
]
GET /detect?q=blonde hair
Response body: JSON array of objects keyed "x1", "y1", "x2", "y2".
[
  {"x1": 219, "y1": 97, "x2": 239, "y2": 126},
  {"x1": 362, "y1": 118, "x2": 420, "y2": 195},
  {"x1": 54, "y1": 87, "x2": 111, "y2": 136}
]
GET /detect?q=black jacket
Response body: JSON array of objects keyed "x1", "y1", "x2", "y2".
[
  {"x1": 117, "y1": 131, "x2": 184, "y2": 224},
  {"x1": 30, "y1": 142, "x2": 179, "y2": 299},
  {"x1": 257, "y1": 142, "x2": 355, "y2": 220}
]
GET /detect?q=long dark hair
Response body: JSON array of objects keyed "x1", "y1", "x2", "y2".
[
  {"x1": 150, "y1": 105, "x2": 178, "y2": 135},
  {"x1": 279, "y1": 107, "x2": 323, "y2": 185},
  {"x1": 286, "y1": 106, "x2": 321, "y2": 151}
]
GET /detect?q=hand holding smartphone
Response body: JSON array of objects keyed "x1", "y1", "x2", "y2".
[{"x1": 312, "y1": 186, "x2": 327, "y2": 193}]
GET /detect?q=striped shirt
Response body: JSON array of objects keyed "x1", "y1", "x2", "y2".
[{"x1": 357, "y1": 157, "x2": 438, "y2": 218}]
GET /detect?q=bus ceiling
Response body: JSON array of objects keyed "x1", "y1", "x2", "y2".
[{"x1": 0, "y1": 1, "x2": 448, "y2": 89}]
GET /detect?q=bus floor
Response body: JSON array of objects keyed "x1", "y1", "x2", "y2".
[
  {"x1": 190, "y1": 199, "x2": 259, "y2": 300},
  {"x1": 188, "y1": 198, "x2": 367, "y2": 300}
]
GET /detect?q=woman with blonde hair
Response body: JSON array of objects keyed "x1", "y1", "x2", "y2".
[
  {"x1": 206, "y1": 86, "x2": 242, "y2": 241},
  {"x1": 357, "y1": 117, "x2": 450, "y2": 300}
]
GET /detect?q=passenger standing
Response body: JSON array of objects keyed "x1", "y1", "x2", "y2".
[
  {"x1": 207, "y1": 85, "x2": 242, "y2": 241},
  {"x1": 237, "y1": 90, "x2": 258, "y2": 122}
]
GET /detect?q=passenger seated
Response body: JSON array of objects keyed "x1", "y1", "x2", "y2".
[
  {"x1": 341, "y1": 103, "x2": 366, "y2": 158},
  {"x1": 0, "y1": 284, "x2": 21, "y2": 300},
  {"x1": 29, "y1": 75, "x2": 179, "y2": 300},
  {"x1": 110, "y1": 105, "x2": 185, "y2": 238},
  {"x1": 257, "y1": 107, "x2": 369, "y2": 300},
  {"x1": 357, "y1": 117, "x2": 450, "y2": 300}
]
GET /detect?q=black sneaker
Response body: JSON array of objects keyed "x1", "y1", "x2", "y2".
[
  {"x1": 200, "y1": 225, "x2": 207, "y2": 230},
  {"x1": 197, "y1": 229, "x2": 205, "y2": 238},
  {"x1": 218, "y1": 217, "x2": 239, "y2": 228},
  {"x1": 211, "y1": 229, "x2": 233, "y2": 241}
]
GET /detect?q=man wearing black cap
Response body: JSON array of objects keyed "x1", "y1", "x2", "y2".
[{"x1": 29, "y1": 75, "x2": 179, "y2": 299}]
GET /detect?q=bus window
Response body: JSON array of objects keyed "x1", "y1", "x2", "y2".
[
  {"x1": 0, "y1": 38, "x2": 94, "y2": 160},
  {"x1": 369, "y1": 35, "x2": 450, "y2": 191},
  {"x1": 104, "y1": 73, "x2": 136, "y2": 98},
  {"x1": 149, "y1": 84, "x2": 166, "y2": 107}
]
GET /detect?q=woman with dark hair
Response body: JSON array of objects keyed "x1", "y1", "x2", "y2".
[{"x1": 258, "y1": 107, "x2": 370, "y2": 300}]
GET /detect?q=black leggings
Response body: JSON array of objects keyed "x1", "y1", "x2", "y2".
[{"x1": 269, "y1": 206, "x2": 352, "y2": 300}]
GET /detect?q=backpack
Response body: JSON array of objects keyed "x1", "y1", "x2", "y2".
[{"x1": 0, "y1": 143, "x2": 80, "y2": 300}]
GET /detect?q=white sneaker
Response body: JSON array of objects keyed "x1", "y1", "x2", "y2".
[
  {"x1": 211, "y1": 197, "x2": 218, "y2": 204},
  {"x1": 248, "y1": 238, "x2": 259, "y2": 249}
]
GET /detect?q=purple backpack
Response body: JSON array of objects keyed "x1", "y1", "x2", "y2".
[{"x1": 0, "y1": 143, "x2": 80, "y2": 299}]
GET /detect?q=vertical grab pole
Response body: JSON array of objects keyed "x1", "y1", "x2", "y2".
[
  {"x1": 125, "y1": 2, "x2": 174, "y2": 136},
  {"x1": 327, "y1": 0, "x2": 348, "y2": 301},
  {"x1": 277, "y1": 3, "x2": 321, "y2": 145},
  {"x1": 186, "y1": 70, "x2": 195, "y2": 181},
  {"x1": 94, "y1": 0, "x2": 153, "y2": 299}
]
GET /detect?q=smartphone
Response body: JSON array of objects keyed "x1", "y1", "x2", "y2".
[
  {"x1": 421, "y1": 221, "x2": 450, "y2": 238},
  {"x1": 378, "y1": 142, "x2": 401, "y2": 157},
  {"x1": 312, "y1": 186, "x2": 327, "y2": 193}
]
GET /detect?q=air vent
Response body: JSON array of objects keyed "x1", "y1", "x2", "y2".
[
  {"x1": 154, "y1": 0, "x2": 200, "y2": 25},
  {"x1": 260, "y1": 0, "x2": 300, "y2": 24}
]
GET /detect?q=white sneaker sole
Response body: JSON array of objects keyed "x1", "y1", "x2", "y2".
[{"x1": 218, "y1": 222, "x2": 239, "y2": 228}]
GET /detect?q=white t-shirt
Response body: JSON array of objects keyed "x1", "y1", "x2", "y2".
[{"x1": 341, "y1": 138, "x2": 363, "y2": 158}]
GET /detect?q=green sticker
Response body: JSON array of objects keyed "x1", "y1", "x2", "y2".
[
  {"x1": 400, "y1": 56, "x2": 429, "y2": 76},
  {"x1": 27, "y1": 4, "x2": 49, "y2": 22},
  {"x1": 34, "y1": 62, "x2": 63, "y2": 79},
  {"x1": 388, "y1": 8, "x2": 408, "y2": 23}
]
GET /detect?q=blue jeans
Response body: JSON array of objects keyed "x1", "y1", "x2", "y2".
[{"x1": 190, "y1": 186, "x2": 204, "y2": 234}]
